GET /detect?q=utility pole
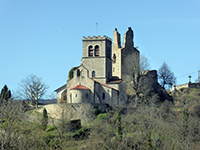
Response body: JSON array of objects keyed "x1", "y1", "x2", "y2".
[{"x1": 198, "y1": 70, "x2": 200, "y2": 83}]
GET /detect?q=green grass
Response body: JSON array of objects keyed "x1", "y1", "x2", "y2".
[
  {"x1": 26, "y1": 108, "x2": 43, "y2": 116},
  {"x1": 172, "y1": 107, "x2": 184, "y2": 111},
  {"x1": 34, "y1": 110, "x2": 43, "y2": 116}
]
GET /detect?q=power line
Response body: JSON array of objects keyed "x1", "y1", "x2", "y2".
[{"x1": 176, "y1": 71, "x2": 197, "y2": 78}]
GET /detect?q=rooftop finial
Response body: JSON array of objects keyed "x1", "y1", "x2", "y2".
[{"x1": 96, "y1": 23, "x2": 98, "y2": 35}]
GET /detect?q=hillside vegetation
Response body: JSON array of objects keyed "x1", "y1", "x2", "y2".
[{"x1": 1, "y1": 88, "x2": 200, "y2": 149}]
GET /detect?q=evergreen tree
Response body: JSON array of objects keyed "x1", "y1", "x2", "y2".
[
  {"x1": 147, "y1": 130, "x2": 152, "y2": 149},
  {"x1": 0, "y1": 85, "x2": 11, "y2": 102},
  {"x1": 42, "y1": 108, "x2": 48, "y2": 131},
  {"x1": 116, "y1": 110, "x2": 122, "y2": 141}
]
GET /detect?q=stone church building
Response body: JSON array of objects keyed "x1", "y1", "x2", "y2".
[{"x1": 55, "y1": 27, "x2": 140, "y2": 106}]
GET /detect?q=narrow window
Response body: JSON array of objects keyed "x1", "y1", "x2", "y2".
[
  {"x1": 76, "y1": 94, "x2": 77, "y2": 97},
  {"x1": 77, "y1": 69, "x2": 80, "y2": 77},
  {"x1": 102, "y1": 93, "x2": 105, "y2": 100},
  {"x1": 86, "y1": 93, "x2": 88, "y2": 99},
  {"x1": 95, "y1": 45, "x2": 99, "y2": 56},
  {"x1": 70, "y1": 93, "x2": 72, "y2": 103},
  {"x1": 92, "y1": 70, "x2": 95, "y2": 78},
  {"x1": 113, "y1": 54, "x2": 116, "y2": 63},
  {"x1": 88, "y1": 45, "x2": 93, "y2": 57}
]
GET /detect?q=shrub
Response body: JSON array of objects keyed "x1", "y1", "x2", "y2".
[
  {"x1": 93, "y1": 107, "x2": 101, "y2": 116},
  {"x1": 59, "y1": 119, "x2": 81, "y2": 133},
  {"x1": 42, "y1": 108, "x2": 48, "y2": 131},
  {"x1": 68, "y1": 67, "x2": 78, "y2": 80},
  {"x1": 97, "y1": 113, "x2": 110, "y2": 120},
  {"x1": 116, "y1": 110, "x2": 122, "y2": 141},
  {"x1": 72, "y1": 127, "x2": 90, "y2": 140}
]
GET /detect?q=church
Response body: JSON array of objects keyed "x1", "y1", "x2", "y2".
[{"x1": 55, "y1": 27, "x2": 140, "y2": 106}]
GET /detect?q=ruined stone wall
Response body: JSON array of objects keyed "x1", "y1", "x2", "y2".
[
  {"x1": 63, "y1": 103, "x2": 96, "y2": 123},
  {"x1": 112, "y1": 28, "x2": 122, "y2": 79},
  {"x1": 112, "y1": 27, "x2": 140, "y2": 80},
  {"x1": 122, "y1": 27, "x2": 134, "y2": 48},
  {"x1": 189, "y1": 83, "x2": 200, "y2": 89},
  {"x1": 121, "y1": 28, "x2": 140, "y2": 80},
  {"x1": 175, "y1": 83, "x2": 200, "y2": 91},
  {"x1": 176, "y1": 84, "x2": 189, "y2": 90},
  {"x1": 142, "y1": 70, "x2": 158, "y2": 83}
]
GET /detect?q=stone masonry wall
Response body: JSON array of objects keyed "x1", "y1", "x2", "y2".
[
  {"x1": 67, "y1": 66, "x2": 95, "y2": 103},
  {"x1": 121, "y1": 28, "x2": 140, "y2": 79},
  {"x1": 82, "y1": 57, "x2": 106, "y2": 79},
  {"x1": 112, "y1": 29, "x2": 122, "y2": 78},
  {"x1": 82, "y1": 36, "x2": 112, "y2": 83}
]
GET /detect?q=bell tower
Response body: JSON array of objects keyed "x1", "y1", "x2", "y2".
[{"x1": 82, "y1": 35, "x2": 112, "y2": 83}]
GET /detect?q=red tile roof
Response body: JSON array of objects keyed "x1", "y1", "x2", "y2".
[
  {"x1": 70, "y1": 85, "x2": 90, "y2": 90},
  {"x1": 106, "y1": 79, "x2": 122, "y2": 84}
]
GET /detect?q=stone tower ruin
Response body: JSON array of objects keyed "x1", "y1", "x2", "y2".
[{"x1": 112, "y1": 27, "x2": 140, "y2": 80}]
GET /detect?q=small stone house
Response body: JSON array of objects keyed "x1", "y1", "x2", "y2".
[{"x1": 54, "y1": 84, "x2": 66, "y2": 102}]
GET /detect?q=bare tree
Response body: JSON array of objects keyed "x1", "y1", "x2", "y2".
[
  {"x1": 0, "y1": 100, "x2": 41, "y2": 149},
  {"x1": 18, "y1": 74, "x2": 49, "y2": 108},
  {"x1": 158, "y1": 62, "x2": 176, "y2": 89},
  {"x1": 124, "y1": 54, "x2": 151, "y2": 106}
]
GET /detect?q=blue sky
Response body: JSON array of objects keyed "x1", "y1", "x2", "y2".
[{"x1": 0, "y1": 0, "x2": 200, "y2": 97}]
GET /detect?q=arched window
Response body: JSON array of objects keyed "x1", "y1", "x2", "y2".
[
  {"x1": 102, "y1": 93, "x2": 105, "y2": 100},
  {"x1": 77, "y1": 69, "x2": 80, "y2": 77},
  {"x1": 88, "y1": 45, "x2": 93, "y2": 57},
  {"x1": 92, "y1": 71, "x2": 95, "y2": 78},
  {"x1": 95, "y1": 45, "x2": 99, "y2": 56}
]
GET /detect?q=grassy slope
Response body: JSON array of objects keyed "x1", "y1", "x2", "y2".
[{"x1": 4, "y1": 88, "x2": 199, "y2": 149}]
